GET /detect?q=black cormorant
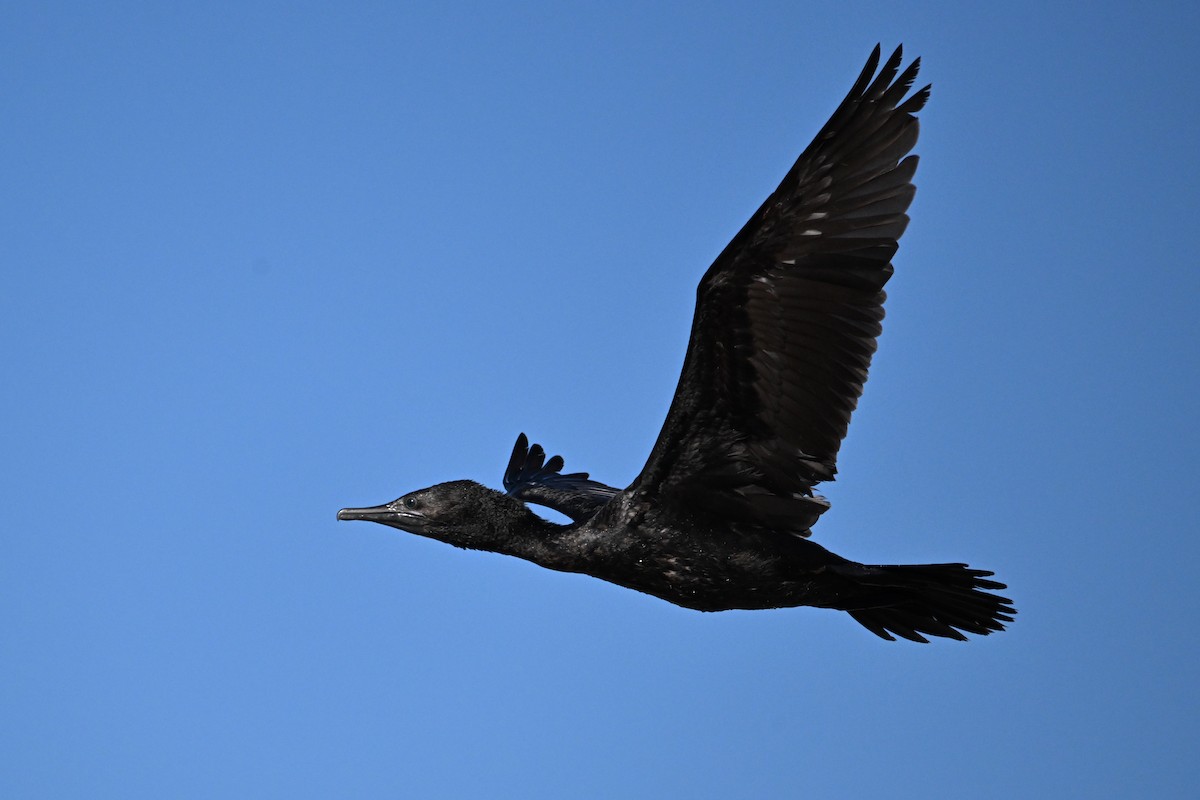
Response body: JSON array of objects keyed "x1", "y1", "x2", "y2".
[{"x1": 339, "y1": 46, "x2": 1016, "y2": 642}]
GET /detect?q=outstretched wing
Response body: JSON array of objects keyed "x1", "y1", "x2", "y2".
[
  {"x1": 631, "y1": 46, "x2": 928, "y2": 535},
  {"x1": 503, "y1": 433, "x2": 620, "y2": 522}
]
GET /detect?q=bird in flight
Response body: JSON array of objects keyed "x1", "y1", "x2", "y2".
[{"x1": 339, "y1": 46, "x2": 1016, "y2": 642}]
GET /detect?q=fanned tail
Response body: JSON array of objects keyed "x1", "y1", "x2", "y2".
[{"x1": 830, "y1": 562, "x2": 1016, "y2": 643}]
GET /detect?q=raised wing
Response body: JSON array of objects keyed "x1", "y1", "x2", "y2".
[
  {"x1": 503, "y1": 433, "x2": 620, "y2": 522},
  {"x1": 631, "y1": 46, "x2": 928, "y2": 535}
]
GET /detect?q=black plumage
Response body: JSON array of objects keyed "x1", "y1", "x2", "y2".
[{"x1": 338, "y1": 46, "x2": 1015, "y2": 642}]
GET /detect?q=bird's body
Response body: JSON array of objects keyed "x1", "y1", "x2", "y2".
[
  {"x1": 339, "y1": 46, "x2": 1016, "y2": 642},
  {"x1": 557, "y1": 510, "x2": 858, "y2": 615}
]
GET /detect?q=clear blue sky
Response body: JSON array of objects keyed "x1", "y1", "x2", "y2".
[{"x1": 4, "y1": 2, "x2": 1198, "y2": 797}]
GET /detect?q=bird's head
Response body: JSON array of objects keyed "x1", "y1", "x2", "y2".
[{"x1": 338, "y1": 480, "x2": 525, "y2": 551}]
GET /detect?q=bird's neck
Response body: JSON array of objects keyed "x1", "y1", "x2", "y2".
[{"x1": 486, "y1": 503, "x2": 589, "y2": 572}]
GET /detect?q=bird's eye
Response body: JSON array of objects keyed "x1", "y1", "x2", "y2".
[{"x1": 403, "y1": 497, "x2": 419, "y2": 509}]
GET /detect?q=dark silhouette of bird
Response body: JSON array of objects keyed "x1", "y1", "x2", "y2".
[{"x1": 338, "y1": 46, "x2": 1015, "y2": 642}]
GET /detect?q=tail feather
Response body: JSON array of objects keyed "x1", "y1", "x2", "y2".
[{"x1": 832, "y1": 563, "x2": 1016, "y2": 643}]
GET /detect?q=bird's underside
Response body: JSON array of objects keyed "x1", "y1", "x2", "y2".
[
  {"x1": 503, "y1": 434, "x2": 1014, "y2": 642},
  {"x1": 338, "y1": 46, "x2": 1016, "y2": 643}
]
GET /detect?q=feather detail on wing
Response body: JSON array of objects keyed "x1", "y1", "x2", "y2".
[
  {"x1": 503, "y1": 433, "x2": 619, "y2": 522},
  {"x1": 631, "y1": 46, "x2": 928, "y2": 536}
]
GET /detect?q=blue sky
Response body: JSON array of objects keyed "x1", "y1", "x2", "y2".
[{"x1": 4, "y1": 1, "x2": 1198, "y2": 797}]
